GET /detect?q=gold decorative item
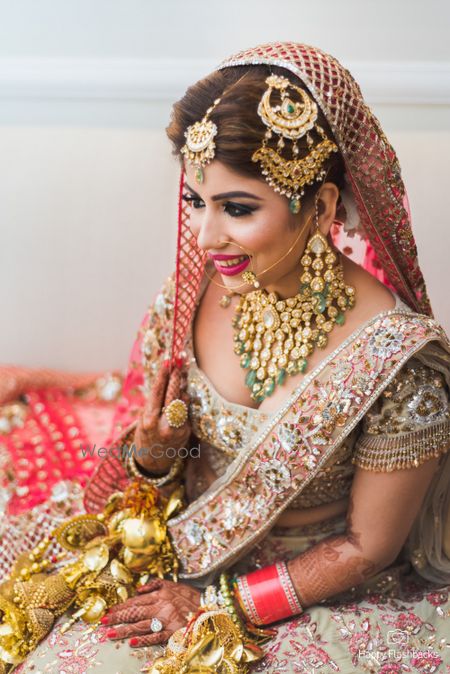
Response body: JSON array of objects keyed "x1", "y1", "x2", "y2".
[
  {"x1": 242, "y1": 270, "x2": 260, "y2": 289},
  {"x1": 252, "y1": 75, "x2": 339, "y2": 214},
  {"x1": 0, "y1": 481, "x2": 184, "y2": 673},
  {"x1": 146, "y1": 573, "x2": 273, "y2": 674},
  {"x1": 233, "y1": 231, "x2": 356, "y2": 402},
  {"x1": 163, "y1": 398, "x2": 188, "y2": 428},
  {"x1": 219, "y1": 293, "x2": 234, "y2": 308},
  {"x1": 181, "y1": 97, "x2": 222, "y2": 184}
]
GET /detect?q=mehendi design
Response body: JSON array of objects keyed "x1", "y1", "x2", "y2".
[{"x1": 287, "y1": 533, "x2": 380, "y2": 607}]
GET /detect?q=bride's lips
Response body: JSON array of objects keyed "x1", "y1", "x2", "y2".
[{"x1": 212, "y1": 255, "x2": 250, "y2": 276}]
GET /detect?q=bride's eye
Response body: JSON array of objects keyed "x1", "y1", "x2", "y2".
[
  {"x1": 224, "y1": 202, "x2": 257, "y2": 218},
  {"x1": 182, "y1": 194, "x2": 256, "y2": 218},
  {"x1": 182, "y1": 194, "x2": 204, "y2": 209}
]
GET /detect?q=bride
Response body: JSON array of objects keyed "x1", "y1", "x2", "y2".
[{"x1": 1, "y1": 41, "x2": 450, "y2": 673}]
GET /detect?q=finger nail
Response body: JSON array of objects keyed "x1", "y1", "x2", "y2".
[
  {"x1": 106, "y1": 629, "x2": 117, "y2": 639},
  {"x1": 175, "y1": 357, "x2": 184, "y2": 369},
  {"x1": 129, "y1": 637, "x2": 139, "y2": 647},
  {"x1": 163, "y1": 359, "x2": 171, "y2": 370},
  {"x1": 100, "y1": 616, "x2": 109, "y2": 625}
]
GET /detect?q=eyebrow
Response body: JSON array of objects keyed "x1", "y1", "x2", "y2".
[{"x1": 184, "y1": 182, "x2": 263, "y2": 201}]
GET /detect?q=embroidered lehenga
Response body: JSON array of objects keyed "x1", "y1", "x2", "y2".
[{"x1": 2, "y1": 42, "x2": 450, "y2": 674}]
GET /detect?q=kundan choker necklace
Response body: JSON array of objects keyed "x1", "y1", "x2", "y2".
[{"x1": 232, "y1": 230, "x2": 356, "y2": 402}]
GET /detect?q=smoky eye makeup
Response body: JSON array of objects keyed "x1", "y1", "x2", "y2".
[{"x1": 182, "y1": 193, "x2": 258, "y2": 217}]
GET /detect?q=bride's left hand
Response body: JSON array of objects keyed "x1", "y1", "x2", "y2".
[{"x1": 102, "y1": 578, "x2": 202, "y2": 647}]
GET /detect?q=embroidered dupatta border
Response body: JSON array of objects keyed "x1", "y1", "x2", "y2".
[{"x1": 167, "y1": 310, "x2": 449, "y2": 578}]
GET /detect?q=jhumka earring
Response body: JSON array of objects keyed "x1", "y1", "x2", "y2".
[
  {"x1": 233, "y1": 196, "x2": 356, "y2": 402},
  {"x1": 181, "y1": 97, "x2": 222, "y2": 184},
  {"x1": 252, "y1": 74, "x2": 339, "y2": 215}
]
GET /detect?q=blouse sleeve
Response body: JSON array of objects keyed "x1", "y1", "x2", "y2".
[{"x1": 352, "y1": 357, "x2": 450, "y2": 472}]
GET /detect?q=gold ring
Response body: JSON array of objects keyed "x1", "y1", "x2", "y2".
[{"x1": 163, "y1": 399, "x2": 188, "y2": 428}]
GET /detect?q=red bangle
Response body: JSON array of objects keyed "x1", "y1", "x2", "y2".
[{"x1": 235, "y1": 561, "x2": 303, "y2": 625}]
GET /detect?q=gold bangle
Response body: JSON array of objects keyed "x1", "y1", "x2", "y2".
[{"x1": 126, "y1": 452, "x2": 184, "y2": 487}]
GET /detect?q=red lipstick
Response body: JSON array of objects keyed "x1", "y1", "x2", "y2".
[{"x1": 210, "y1": 254, "x2": 251, "y2": 276}]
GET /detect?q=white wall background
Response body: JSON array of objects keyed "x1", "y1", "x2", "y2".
[{"x1": 1, "y1": 0, "x2": 449, "y2": 371}]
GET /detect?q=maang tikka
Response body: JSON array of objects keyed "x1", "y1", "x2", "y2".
[
  {"x1": 181, "y1": 96, "x2": 222, "y2": 185},
  {"x1": 181, "y1": 72, "x2": 250, "y2": 184}
]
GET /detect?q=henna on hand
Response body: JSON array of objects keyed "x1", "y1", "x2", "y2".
[
  {"x1": 133, "y1": 365, "x2": 191, "y2": 473},
  {"x1": 104, "y1": 579, "x2": 201, "y2": 646},
  {"x1": 287, "y1": 532, "x2": 379, "y2": 607},
  {"x1": 287, "y1": 492, "x2": 381, "y2": 607}
]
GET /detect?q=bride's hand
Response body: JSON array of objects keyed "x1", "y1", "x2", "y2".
[
  {"x1": 102, "y1": 578, "x2": 201, "y2": 647},
  {"x1": 133, "y1": 361, "x2": 191, "y2": 473}
]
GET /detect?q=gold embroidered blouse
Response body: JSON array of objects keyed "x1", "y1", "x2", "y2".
[{"x1": 185, "y1": 291, "x2": 450, "y2": 509}]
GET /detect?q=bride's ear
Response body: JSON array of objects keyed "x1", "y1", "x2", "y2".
[{"x1": 316, "y1": 183, "x2": 340, "y2": 236}]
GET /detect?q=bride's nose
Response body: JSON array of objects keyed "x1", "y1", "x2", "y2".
[{"x1": 195, "y1": 210, "x2": 225, "y2": 252}]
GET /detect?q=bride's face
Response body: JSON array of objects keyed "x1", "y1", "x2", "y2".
[{"x1": 183, "y1": 160, "x2": 317, "y2": 298}]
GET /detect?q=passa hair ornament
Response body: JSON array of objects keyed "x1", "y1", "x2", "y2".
[{"x1": 252, "y1": 74, "x2": 339, "y2": 214}]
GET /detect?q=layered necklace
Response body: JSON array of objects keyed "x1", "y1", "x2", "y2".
[{"x1": 231, "y1": 230, "x2": 356, "y2": 403}]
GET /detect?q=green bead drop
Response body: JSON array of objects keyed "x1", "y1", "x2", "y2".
[
  {"x1": 277, "y1": 368, "x2": 287, "y2": 385},
  {"x1": 264, "y1": 378, "x2": 275, "y2": 396},
  {"x1": 313, "y1": 292, "x2": 326, "y2": 313},
  {"x1": 245, "y1": 369, "x2": 257, "y2": 388},
  {"x1": 240, "y1": 353, "x2": 251, "y2": 368},
  {"x1": 298, "y1": 358, "x2": 307, "y2": 373},
  {"x1": 336, "y1": 312, "x2": 345, "y2": 325},
  {"x1": 289, "y1": 198, "x2": 301, "y2": 214}
]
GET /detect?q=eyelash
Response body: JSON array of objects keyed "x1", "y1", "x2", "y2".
[{"x1": 182, "y1": 194, "x2": 256, "y2": 218}]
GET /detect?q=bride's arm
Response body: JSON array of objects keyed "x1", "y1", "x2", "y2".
[
  {"x1": 232, "y1": 455, "x2": 444, "y2": 625},
  {"x1": 286, "y1": 455, "x2": 441, "y2": 607}
]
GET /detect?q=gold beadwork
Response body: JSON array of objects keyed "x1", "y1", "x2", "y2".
[
  {"x1": 252, "y1": 75, "x2": 339, "y2": 210},
  {"x1": 233, "y1": 233, "x2": 356, "y2": 402},
  {"x1": 353, "y1": 422, "x2": 450, "y2": 472}
]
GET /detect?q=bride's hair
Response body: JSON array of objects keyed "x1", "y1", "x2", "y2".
[{"x1": 166, "y1": 64, "x2": 346, "y2": 214}]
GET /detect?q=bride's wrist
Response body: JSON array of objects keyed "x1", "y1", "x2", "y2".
[
  {"x1": 126, "y1": 451, "x2": 183, "y2": 486},
  {"x1": 132, "y1": 426, "x2": 175, "y2": 473},
  {"x1": 125, "y1": 426, "x2": 185, "y2": 486}
]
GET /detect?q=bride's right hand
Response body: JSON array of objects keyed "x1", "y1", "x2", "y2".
[{"x1": 133, "y1": 361, "x2": 191, "y2": 474}]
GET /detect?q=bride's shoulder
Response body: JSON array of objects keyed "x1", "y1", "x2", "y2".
[{"x1": 343, "y1": 260, "x2": 397, "y2": 328}]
